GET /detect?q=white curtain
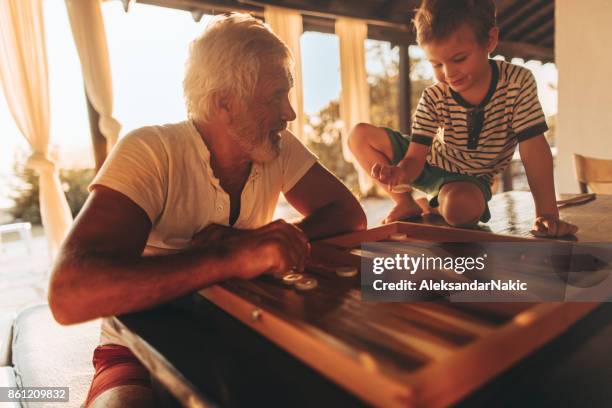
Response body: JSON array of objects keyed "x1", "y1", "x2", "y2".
[
  {"x1": 336, "y1": 17, "x2": 373, "y2": 194},
  {"x1": 65, "y1": 0, "x2": 121, "y2": 152},
  {"x1": 264, "y1": 5, "x2": 305, "y2": 142},
  {"x1": 0, "y1": 0, "x2": 73, "y2": 257}
]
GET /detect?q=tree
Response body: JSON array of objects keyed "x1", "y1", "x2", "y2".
[{"x1": 9, "y1": 154, "x2": 95, "y2": 225}]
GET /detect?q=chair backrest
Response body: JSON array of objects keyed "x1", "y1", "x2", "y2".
[{"x1": 573, "y1": 153, "x2": 612, "y2": 194}]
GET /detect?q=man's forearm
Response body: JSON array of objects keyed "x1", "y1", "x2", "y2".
[
  {"x1": 294, "y1": 199, "x2": 366, "y2": 240},
  {"x1": 49, "y1": 247, "x2": 231, "y2": 324}
]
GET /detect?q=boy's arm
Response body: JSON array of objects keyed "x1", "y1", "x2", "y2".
[
  {"x1": 371, "y1": 141, "x2": 430, "y2": 187},
  {"x1": 397, "y1": 142, "x2": 430, "y2": 182},
  {"x1": 519, "y1": 135, "x2": 558, "y2": 218},
  {"x1": 372, "y1": 87, "x2": 438, "y2": 188},
  {"x1": 519, "y1": 135, "x2": 577, "y2": 237}
]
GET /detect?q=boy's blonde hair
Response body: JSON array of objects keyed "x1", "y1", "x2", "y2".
[
  {"x1": 183, "y1": 13, "x2": 293, "y2": 123},
  {"x1": 413, "y1": 0, "x2": 496, "y2": 46}
]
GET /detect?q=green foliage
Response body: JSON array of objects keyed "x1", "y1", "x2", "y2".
[
  {"x1": 9, "y1": 162, "x2": 95, "y2": 225},
  {"x1": 62, "y1": 168, "x2": 96, "y2": 218},
  {"x1": 305, "y1": 100, "x2": 360, "y2": 193},
  {"x1": 9, "y1": 166, "x2": 41, "y2": 225}
]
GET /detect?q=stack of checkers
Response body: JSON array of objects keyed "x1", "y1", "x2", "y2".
[
  {"x1": 281, "y1": 273, "x2": 318, "y2": 291},
  {"x1": 334, "y1": 266, "x2": 358, "y2": 277},
  {"x1": 280, "y1": 266, "x2": 358, "y2": 291}
]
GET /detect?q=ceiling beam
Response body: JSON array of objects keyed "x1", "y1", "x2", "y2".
[
  {"x1": 522, "y1": 18, "x2": 554, "y2": 43},
  {"x1": 301, "y1": 14, "x2": 415, "y2": 45},
  {"x1": 497, "y1": 0, "x2": 534, "y2": 28},
  {"x1": 499, "y1": 0, "x2": 551, "y2": 36},
  {"x1": 502, "y1": 1, "x2": 554, "y2": 42},
  {"x1": 110, "y1": 0, "x2": 552, "y2": 59},
  {"x1": 495, "y1": 0, "x2": 521, "y2": 20},
  {"x1": 128, "y1": 0, "x2": 261, "y2": 16},
  {"x1": 537, "y1": 32, "x2": 554, "y2": 48},
  {"x1": 115, "y1": 0, "x2": 416, "y2": 44},
  {"x1": 375, "y1": 0, "x2": 398, "y2": 20},
  {"x1": 495, "y1": 40, "x2": 554, "y2": 62},
  {"x1": 238, "y1": 0, "x2": 410, "y2": 29}
]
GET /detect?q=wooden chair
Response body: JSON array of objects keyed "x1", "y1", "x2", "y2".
[{"x1": 573, "y1": 153, "x2": 612, "y2": 194}]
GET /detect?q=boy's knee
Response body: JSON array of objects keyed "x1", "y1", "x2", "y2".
[
  {"x1": 444, "y1": 207, "x2": 481, "y2": 228},
  {"x1": 439, "y1": 184, "x2": 485, "y2": 227},
  {"x1": 348, "y1": 123, "x2": 377, "y2": 152}
]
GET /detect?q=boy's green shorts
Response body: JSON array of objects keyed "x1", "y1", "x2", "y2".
[{"x1": 384, "y1": 127, "x2": 492, "y2": 223}]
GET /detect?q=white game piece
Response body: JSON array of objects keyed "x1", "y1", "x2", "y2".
[
  {"x1": 335, "y1": 266, "x2": 358, "y2": 277},
  {"x1": 391, "y1": 184, "x2": 412, "y2": 193},
  {"x1": 282, "y1": 273, "x2": 303, "y2": 285},
  {"x1": 295, "y1": 278, "x2": 318, "y2": 291}
]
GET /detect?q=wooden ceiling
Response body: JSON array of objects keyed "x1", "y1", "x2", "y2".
[{"x1": 115, "y1": 0, "x2": 555, "y2": 62}]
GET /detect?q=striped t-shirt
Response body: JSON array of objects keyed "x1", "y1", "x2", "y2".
[{"x1": 410, "y1": 59, "x2": 548, "y2": 184}]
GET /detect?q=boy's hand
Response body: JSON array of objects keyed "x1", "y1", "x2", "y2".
[
  {"x1": 371, "y1": 163, "x2": 411, "y2": 190},
  {"x1": 531, "y1": 215, "x2": 578, "y2": 238}
]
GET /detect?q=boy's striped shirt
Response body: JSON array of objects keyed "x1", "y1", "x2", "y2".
[{"x1": 410, "y1": 59, "x2": 548, "y2": 184}]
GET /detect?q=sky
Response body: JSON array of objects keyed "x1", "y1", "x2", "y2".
[{"x1": 0, "y1": 0, "x2": 558, "y2": 208}]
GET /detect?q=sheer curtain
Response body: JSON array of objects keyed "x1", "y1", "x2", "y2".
[
  {"x1": 65, "y1": 0, "x2": 121, "y2": 152},
  {"x1": 264, "y1": 5, "x2": 305, "y2": 141},
  {"x1": 0, "y1": 0, "x2": 73, "y2": 257},
  {"x1": 336, "y1": 17, "x2": 373, "y2": 194}
]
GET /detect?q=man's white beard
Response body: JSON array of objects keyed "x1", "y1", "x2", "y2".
[
  {"x1": 228, "y1": 123, "x2": 280, "y2": 164},
  {"x1": 250, "y1": 139, "x2": 280, "y2": 163}
]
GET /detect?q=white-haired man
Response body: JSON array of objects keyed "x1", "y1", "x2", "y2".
[{"x1": 48, "y1": 13, "x2": 366, "y2": 407}]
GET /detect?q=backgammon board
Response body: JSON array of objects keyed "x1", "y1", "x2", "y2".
[{"x1": 199, "y1": 221, "x2": 600, "y2": 407}]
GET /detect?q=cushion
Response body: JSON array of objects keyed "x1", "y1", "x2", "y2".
[
  {"x1": 0, "y1": 312, "x2": 15, "y2": 366},
  {"x1": 0, "y1": 366, "x2": 20, "y2": 407},
  {"x1": 0, "y1": 366, "x2": 17, "y2": 387},
  {"x1": 11, "y1": 304, "x2": 101, "y2": 407}
]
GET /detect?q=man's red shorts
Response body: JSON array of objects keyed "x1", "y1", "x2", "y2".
[{"x1": 84, "y1": 344, "x2": 151, "y2": 406}]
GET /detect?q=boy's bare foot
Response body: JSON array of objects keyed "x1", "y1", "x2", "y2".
[
  {"x1": 428, "y1": 207, "x2": 440, "y2": 215},
  {"x1": 413, "y1": 197, "x2": 440, "y2": 216},
  {"x1": 383, "y1": 199, "x2": 423, "y2": 224}
]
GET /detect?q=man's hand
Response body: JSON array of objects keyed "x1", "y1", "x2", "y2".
[
  {"x1": 193, "y1": 220, "x2": 311, "y2": 280},
  {"x1": 191, "y1": 224, "x2": 246, "y2": 247},
  {"x1": 371, "y1": 163, "x2": 411, "y2": 190},
  {"x1": 531, "y1": 215, "x2": 578, "y2": 238}
]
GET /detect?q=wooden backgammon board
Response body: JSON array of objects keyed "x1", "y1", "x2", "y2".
[{"x1": 198, "y1": 221, "x2": 600, "y2": 408}]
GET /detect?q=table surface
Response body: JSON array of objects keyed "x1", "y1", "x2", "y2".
[
  {"x1": 114, "y1": 192, "x2": 612, "y2": 407},
  {"x1": 420, "y1": 191, "x2": 610, "y2": 242}
]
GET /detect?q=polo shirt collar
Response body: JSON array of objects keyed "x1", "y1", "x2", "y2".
[{"x1": 450, "y1": 59, "x2": 499, "y2": 109}]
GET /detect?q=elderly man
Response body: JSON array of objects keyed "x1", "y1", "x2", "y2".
[{"x1": 48, "y1": 13, "x2": 365, "y2": 407}]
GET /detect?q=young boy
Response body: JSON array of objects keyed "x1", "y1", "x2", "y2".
[{"x1": 348, "y1": 0, "x2": 577, "y2": 237}]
